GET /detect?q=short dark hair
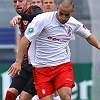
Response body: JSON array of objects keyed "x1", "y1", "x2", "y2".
[{"x1": 58, "y1": 0, "x2": 74, "y2": 8}]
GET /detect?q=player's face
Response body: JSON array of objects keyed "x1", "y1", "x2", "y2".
[
  {"x1": 43, "y1": 0, "x2": 56, "y2": 12},
  {"x1": 31, "y1": 0, "x2": 43, "y2": 9},
  {"x1": 13, "y1": 0, "x2": 28, "y2": 14},
  {"x1": 56, "y1": 4, "x2": 74, "y2": 24}
]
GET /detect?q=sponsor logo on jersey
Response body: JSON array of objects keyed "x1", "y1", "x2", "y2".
[
  {"x1": 28, "y1": 28, "x2": 34, "y2": 33},
  {"x1": 23, "y1": 21, "x2": 28, "y2": 25},
  {"x1": 48, "y1": 36, "x2": 70, "y2": 43}
]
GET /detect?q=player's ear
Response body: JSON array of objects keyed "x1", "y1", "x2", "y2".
[
  {"x1": 56, "y1": 5, "x2": 59, "y2": 10},
  {"x1": 71, "y1": 9, "x2": 75, "y2": 15}
]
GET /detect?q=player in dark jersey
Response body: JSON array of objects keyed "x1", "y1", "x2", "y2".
[
  {"x1": 4, "y1": 0, "x2": 43, "y2": 100},
  {"x1": 8, "y1": 0, "x2": 60, "y2": 100}
]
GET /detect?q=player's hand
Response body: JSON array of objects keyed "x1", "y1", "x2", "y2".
[
  {"x1": 8, "y1": 62, "x2": 21, "y2": 77},
  {"x1": 10, "y1": 15, "x2": 22, "y2": 27}
]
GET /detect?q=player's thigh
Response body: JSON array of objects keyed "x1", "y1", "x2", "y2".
[
  {"x1": 10, "y1": 75, "x2": 29, "y2": 95},
  {"x1": 57, "y1": 87, "x2": 72, "y2": 99},
  {"x1": 19, "y1": 91, "x2": 33, "y2": 100},
  {"x1": 54, "y1": 62, "x2": 75, "y2": 90},
  {"x1": 23, "y1": 77, "x2": 37, "y2": 96},
  {"x1": 36, "y1": 81, "x2": 55, "y2": 99}
]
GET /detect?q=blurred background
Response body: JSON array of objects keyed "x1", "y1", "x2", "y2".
[{"x1": 0, "y1": 0, "x2": 100, "y2": 100}]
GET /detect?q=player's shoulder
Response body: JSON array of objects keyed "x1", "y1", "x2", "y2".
[
  {"x1": 68, "y1": 16, "x2": 82, "y2": 25},
  {"x1": 69, "y1": 16, "x2": 79, "y2": 22},
  {"x1": 27, "y1": 5, "x2": 43, "y2": 14}
]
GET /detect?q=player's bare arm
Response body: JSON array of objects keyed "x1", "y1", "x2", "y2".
[
  {"x1": 8, "y1": 36, "x2": 29, "y2": 77},
  {"x1": 86, "y1": 34, "x2": 100, "y2": 50},
  {"x1": 10, "y1": 15, "x2": 22, "y2": 27},
  {"x1": 16, "y1": 34, "x2": 23, "y2": 53},
  {"x1": 10, "y1": 6, "x2": 43, "y2": 27}
]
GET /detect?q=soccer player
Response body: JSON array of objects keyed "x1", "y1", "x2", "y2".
[
  {"x1": 31, "y1": 0, "x2": 43, "y2": 9},
  {"x1": 8, "y1": 0, "x2": 59, "y2": 100},
  {"x1": 42, "y1": 0, "x2": 56, "y2": 12},
  {"x1": 8, "y1": 0, "x2": 100, "y2": 99},
  {"x1": 31, "y1": 0, "x2": 61, "y2": 100},
  {"x1": 4, "y1": 0, "x2": 42, "y2": 100}
]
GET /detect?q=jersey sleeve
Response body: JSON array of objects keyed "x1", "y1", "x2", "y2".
[
  {"x1": 75, "y1": 22, "x2": 91, "y2": 38},
  {"x1": 24, "y1": 14, "x2": 46, "y2": 42},
  {"x1": 20, "y1": 6, "x2": 43, "y2": 22}
]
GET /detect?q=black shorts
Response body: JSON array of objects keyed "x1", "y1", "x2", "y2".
[
  {"x1": 9, "y1": 67, "x2": 37, "y2": 96},
  {"x1": 23, "y1": 77, "x2": 37, "y2": 96}
]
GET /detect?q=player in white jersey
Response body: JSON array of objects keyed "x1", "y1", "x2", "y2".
[
  {"x1": 31, "y1": 0, "x2": 61, "y2": 100},
  {"x1": 8, "y1": 0, "x2": 100, "y2": 100}
]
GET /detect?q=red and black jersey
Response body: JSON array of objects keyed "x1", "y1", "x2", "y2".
[
  {"x1": 19, "y1": 6, "x2": 43, "y2": 36},
  {"x1": 18, "y1": 6, "x2": 43, "y2": 71}
]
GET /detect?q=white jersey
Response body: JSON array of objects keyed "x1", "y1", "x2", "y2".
[{"x1": 25, "y1": 11, "x2": 91, "y2": 68}]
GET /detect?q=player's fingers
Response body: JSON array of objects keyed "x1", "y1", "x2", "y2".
[
  {"x1": 9, "y1": 68, "x2": 16, "y2": 77},
  {"x1": 12, "y1": 20, "x2": 17, "y2": 26},
  {"x1": 8, "y1": 66, "x2": 13, "y2": 75},
  {"x1": 10, "y1": 21, "x2": 15, "y2": 27},
  {"x1": 10, "y1": 20, "x2": 17, "y2": 27},
  {"x1": 11, "y1": 69, "x2": 17, "y2": 77},
  {"x1": 8, "y1": 64, "x2": 16, "y2": 75},
  {"x1": 12, "y1": 69, "x2": 21, "y2": 77},
  {"x1": 17, "y1": 70, "x2": 20, "y2": 75},
  {"x1": 10, "y1": 22, "x2": 13, "y2": 27},
  {"x1": 13, "y1": 20, "x2": 17, "y2": 25}
]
